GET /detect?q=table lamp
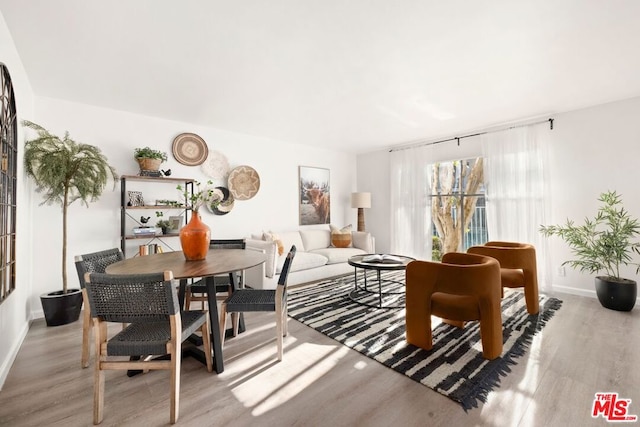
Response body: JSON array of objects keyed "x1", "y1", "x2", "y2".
[{"x1": 351, "y1": 192, "x2": 371, "y2": 232}]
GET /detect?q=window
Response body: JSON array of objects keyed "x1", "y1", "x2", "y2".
[
  {"x1": 430, "y1": 157, "x2": 487, "y2": 260},
  {"x1": 0, "y1": 63, "x2": 17, "y2": 303}
]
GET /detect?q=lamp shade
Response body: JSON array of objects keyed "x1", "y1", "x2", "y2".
[{"x1": 351, "y1": 192, "x2": 371, "y2": 209}]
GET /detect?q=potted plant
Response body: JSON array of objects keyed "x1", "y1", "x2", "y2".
[
  {"x1": 540, "y1": 190, "x2": 639, "y2": 311},
  {"x1": 134, "y1": 146, "x2": 168, "y2": 172},
  {"x1": 155, "y1": 211, "x2": 173, "y2": 234},
  {"x1": 23, "y1": 120, "x2": 118, "y2": 326}
]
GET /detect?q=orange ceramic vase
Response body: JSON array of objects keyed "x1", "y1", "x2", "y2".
[{"x1": 179, "y1": 211, "x2": 211, "y2": 261}]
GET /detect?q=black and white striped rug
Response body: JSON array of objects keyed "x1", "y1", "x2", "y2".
[{"x1": 287, "y1": 271, "x2": 562, "y2": 410}]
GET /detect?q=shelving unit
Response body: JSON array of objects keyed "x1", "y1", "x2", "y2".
[{"x1": 120, "y1": 175, "x2": 194, "y2": 258}]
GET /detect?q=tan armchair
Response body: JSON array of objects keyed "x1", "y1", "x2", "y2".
[
  {"x1": 405, "y1": 252, "x2": 503, "y2": 360},
  {"x1": 467, "y1": 241, "x2": 539, "y2": 314}
]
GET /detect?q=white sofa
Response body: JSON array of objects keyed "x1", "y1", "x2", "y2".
[{"x1": 244, "y1": 228, "x2": 375, "y2": 289}]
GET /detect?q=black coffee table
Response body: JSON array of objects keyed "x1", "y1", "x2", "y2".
[{"x1": 348, "y1": 254, "x2": 415, "y2": 309}]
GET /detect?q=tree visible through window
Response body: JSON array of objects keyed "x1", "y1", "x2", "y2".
[
  {"x1": 430, "y1": 158, "x2": 487, "y2": 260},
  {"x1": 0, "y1": 63, "x2": 17, "y2": 304}
]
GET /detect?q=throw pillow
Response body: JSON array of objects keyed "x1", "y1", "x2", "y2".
[
  {"x1": 263, "y1": 230, "x2": 284, "y2": 256},
  {"x1": 330, "y1": 224, "x2": 352, "y2": 248}
]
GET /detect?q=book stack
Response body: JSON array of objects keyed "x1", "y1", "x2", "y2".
[
  {"x1": 133, "y1": 227, "x2": 158, "y2": 236},
  {"x1": 139, "y1": 244, "x2": 164, "y2": 256}
]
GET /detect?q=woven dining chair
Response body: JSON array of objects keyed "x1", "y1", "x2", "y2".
[
  {"x1": 74, "y1": 248, "x2": 125, "y2": 368},
  {"x1": 219, "y1": 245, "x2": 296, "y2": 361},
  {"x1": 84, "y1": 271, "x2": 212, "y2": 425},
  {"x1": 184, "y1": 239, "x2": 247, "y2": 310}
]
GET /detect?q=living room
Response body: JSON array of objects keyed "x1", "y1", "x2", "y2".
[{"x1": 1, "y1": 2, "x2": 640, "y2": 426}]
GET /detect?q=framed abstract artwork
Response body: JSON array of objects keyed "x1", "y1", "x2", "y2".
[{"x1": 299, "y1": 166, "x2": 330, "y2": 225}]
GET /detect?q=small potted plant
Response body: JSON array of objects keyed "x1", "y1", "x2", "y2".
[
  {"x1": 134, "y1": 146, "x2": 168, "y2": 172},
  {"x1": 155, "y1": 211, "x2": 173, "y2": 234},
  {"x1": 540, "y1": 190, "x2": 640, "y2": 311},
  {"x1": 23, "y1": 120, "x2": 118, "y2": 325}
]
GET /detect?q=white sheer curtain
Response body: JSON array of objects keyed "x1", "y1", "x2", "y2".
[
  {"x1": 389, "y1": 145, "x2": 433, "y2": 260},
  {"x1": 480, "y1": 124, "x2": 552, "y2": 292}
]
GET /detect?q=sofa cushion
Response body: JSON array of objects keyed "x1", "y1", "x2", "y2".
[
  {"x1": 351, "y1": 231, "x2": 374, "y2": 252},
  {"x1": 330, "y1": 224, "x2": 352, "y2": 248},
  {"x1": 310, "y1": 247, "x2": 367, "y2": 265},
  {"x1": 262, "y1": 230, "x2": 284, "y2": 256},
  {"x1": 277, "y1": 231, "x2": 305, "y2": 252},
  {"x1": 300, "y1": 229, "x2": 331, "y2": 251},
  {"x1": 246, "y1": 239, "x2": 278, "y2": 278},
  {"x1": 278, "y1": 251, "x2": 328, "y2": 274},
  {"x1": 274, "y1": 231, "x2": 306, "y2": 272}
]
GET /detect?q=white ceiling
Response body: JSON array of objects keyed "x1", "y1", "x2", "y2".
[{"x1": 2, "y1": 0, "x2": 640, "y2": 153}]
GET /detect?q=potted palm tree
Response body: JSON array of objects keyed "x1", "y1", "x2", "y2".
[
  {"x1": 540, "y1": 190, "x2": 639, "y2": 311},
  {"x1": 23, "y1": 120, "x2": 118, "y2": 326}
]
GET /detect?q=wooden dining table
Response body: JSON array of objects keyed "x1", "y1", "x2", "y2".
[{"x1": 106, "y1": 248, "x2": 267, "y2": 373}]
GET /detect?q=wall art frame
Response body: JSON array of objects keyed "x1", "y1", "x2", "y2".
[{"x1": 299, "y1": 166, "x2": 330, "y2": 225}]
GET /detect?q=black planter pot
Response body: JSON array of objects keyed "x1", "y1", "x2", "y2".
[
  {"x1": 40, "y1": 288, "x2": 83, "y2": 326},
  {"x1": 595, "y1": 276, "x2": 637, "y2": 312}
]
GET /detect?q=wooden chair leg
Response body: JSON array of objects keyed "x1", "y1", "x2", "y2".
[
  {"x1": 184, "y1": 290, "x2": 192, "y2": 310},
  {"x1": 169, "y1": 344, "x2": 180, "y2": 424},
  {"x1": 81, "y1": 304, "x2": 91, "y2": 368},
  {"x1": 169, "y1": 315, "x2": 181, "y2": 425},
  {"x1": 283, "y1": 300, "x2": 288, "y2": 336},
  {"x1": 93, "y1": 320, "x2": 106, "y2": 424},
  {"x1": 94, "y1": 363, "x2": 104, "y2": 424},
  {"x1": 219, "y1": 303, "x2": 228, "y2": 349},
  {"x1": 232, "y1": 313, "x2": 239, "y2": 337},
  {"x1": 276, "y1": 311, "x2": 283, "y2": 361},
  {"x1": 200, "y1": 321, "x2": 213, "y2": 372}
]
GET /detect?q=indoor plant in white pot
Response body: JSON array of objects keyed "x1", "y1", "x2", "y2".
[
  {"x1": 23, "y1": 120, "x2": 118, "y2": 325},
  {"x1": 540, "y1": 190, "x2": 639, "y2": 311}
]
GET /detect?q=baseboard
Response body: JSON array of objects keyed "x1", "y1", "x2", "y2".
[
  {"x1": 552, "y1": 284, "x2": 597, "y2": 299},
  {"x1": 553, "y1": 284, "x2": 640, "y2": 306},
  {"x1": 0, "y1": 318, "x2": 31, "y2": 390}
]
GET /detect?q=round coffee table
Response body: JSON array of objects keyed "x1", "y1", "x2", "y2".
[{"x1": 348, "y1": 254, "x2": 415, "y2": 309}]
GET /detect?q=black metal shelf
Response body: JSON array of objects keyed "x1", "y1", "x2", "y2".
[{"x1": 120, "y1": 175, "x2": 193, "y2": 257}]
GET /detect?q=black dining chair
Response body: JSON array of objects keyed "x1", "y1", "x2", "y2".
[
  {"x1": 74, "y1": 248, "x2": 125, "y2": 368},
  {"x1": 184, "y1": 239, "x2": 246, "y2": 310},
  {"x1": 84, "y1": 270, "x2": 212, "y2": 425},
  {"x1": 219, "y1": 245, "x2": 296, "y2": 361}
]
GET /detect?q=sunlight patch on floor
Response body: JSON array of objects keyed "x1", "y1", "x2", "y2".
[
  {"x1": 227, "y1": 341, "x2": 352, "y2": 416},
  {"x1": 479, "y1": 324, "x2": 545, "y2": 427}
]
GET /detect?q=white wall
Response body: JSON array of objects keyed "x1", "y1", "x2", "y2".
[
  {"x1": 30, "y1": 97, "x2": 358, "y2": 317},
  {"x1": 358, "y1": 96, "x2": 640, "y2": 299},
  {"x1": 546, "y1": 96, "x2": 640, "y2": 297},
  {"x1": 0, "y1": 10, "x2": 35, "y2": 389}
]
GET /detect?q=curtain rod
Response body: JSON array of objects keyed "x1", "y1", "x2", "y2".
[{"x1": 388, "y1": 117, "x2": 554, "y2": 152}]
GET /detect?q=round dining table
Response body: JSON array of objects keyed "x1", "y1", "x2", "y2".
[{"x1": 106, "y1": 248, "x2": 267, "y2": 373}]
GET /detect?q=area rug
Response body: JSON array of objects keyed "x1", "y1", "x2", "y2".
[{"x1": 287, "y1": 271, "x2": 562, "y2": 410}]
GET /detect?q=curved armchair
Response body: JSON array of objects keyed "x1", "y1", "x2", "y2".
[
  {"x1": 405, "y1": 252, "x2": 503, "y2": 360},
  {"x1": 467, "y1": 241, "x2": 539, "y2": 314}
]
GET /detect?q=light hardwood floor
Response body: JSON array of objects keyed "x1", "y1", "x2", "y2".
[{"x1": 0, "y1": 289, "x2": 638, "y2": 427}]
